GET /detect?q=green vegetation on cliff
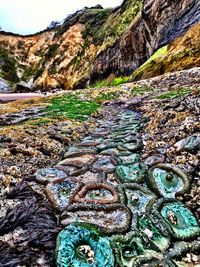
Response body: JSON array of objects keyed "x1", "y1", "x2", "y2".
[
  {"x1": 0, "y1": 47, "x2": 19, "y2": 83},
  {"x1": 131, "y1": 23, "x2": 200, "y2": 81}
]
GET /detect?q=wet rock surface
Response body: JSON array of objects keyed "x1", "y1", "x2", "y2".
[{"x1": 0, "y1": 81, "x2": 200, "y2": 266}]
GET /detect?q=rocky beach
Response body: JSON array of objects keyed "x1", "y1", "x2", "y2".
[
  {"x1": 0, "y1": 0, "x2": 200, "y2": 266},
  {"x1": 0, "y1": 68, "x2": 199, "y2": 266}
]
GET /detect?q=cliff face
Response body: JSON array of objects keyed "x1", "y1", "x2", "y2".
[
  {"x1": 90, "y1": 0, "x2": 200, "y2": 83},
  {"x1": 0, "y1": 1, "x2": 141, "y2": 90},
  {"x1": 0, "y1": 0, "x2": 199, "y2": 91},
  {"x1": 130, "y1": 22, "x2": 200, "y2": 81}
]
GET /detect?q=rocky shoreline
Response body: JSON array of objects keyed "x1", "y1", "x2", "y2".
[{"x1": 0, "y1": 69, "x2": 199, "y2": 266}]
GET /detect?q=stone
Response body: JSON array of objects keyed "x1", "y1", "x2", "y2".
[
  {"x1": 116, "y1": 163, "x2": 146, "y2": 183},
  {"x1": 90, "y1": 156, "x2": 116, "y2": 173},
  {"x1": 0, "y1": 78, "x2": 10, "y2": 93},
  {"x1": 35, "y1": 167, "x2": 67, "y2": 184},
  {"x1": 61, "y1": 204, "x2": 131, "y2": 234}
]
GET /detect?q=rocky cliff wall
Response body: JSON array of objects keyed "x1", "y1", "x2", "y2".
[{"x1": 90, "y1": 0, "x2": 200, "y2": 83}]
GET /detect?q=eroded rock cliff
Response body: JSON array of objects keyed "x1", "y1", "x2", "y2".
[
  {"x1": 90, "y1": 0, "x2": 200, "y2": 83},
  {"x1": 0, "y1": 0, "x2": 199, "y2": 90}
]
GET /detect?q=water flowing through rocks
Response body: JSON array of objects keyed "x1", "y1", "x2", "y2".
[{"x1": 0, "y1": 103, "x2": 199, "y2": 267}]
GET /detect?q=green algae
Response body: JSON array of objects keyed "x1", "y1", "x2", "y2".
[
  {"x1": 44, "y1": 94, "x2": 101, "y2": 121},
  {"x1": 157, "y1": 88, "x2": 192, "y2": 100}
]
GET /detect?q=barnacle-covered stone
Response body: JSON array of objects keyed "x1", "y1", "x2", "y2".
[
  {"x1": 63, "y1": 146, "x2": 97, "y2": 158},
  {"x1": 121, "y1": 184, "x2": 157, "y2": 228},
  {"x1": 175, "y1": 134, "x2": 200, "y2": 153},
  {"x1": 112, "y1": 131, "x2": 136, "y2": 141},
  {"x1": 92, "y1": 130, "x2": 111, "y2": 138},
  {"x1": 148, "y1": 164, "x2": 190, "y2": 198},
  {"x1": 55, "y1": 164, "x2": 87, "y2": 176},
  {"x1": 74, "y1": 172, "x2": 103, "y2": 183},
  {"x1": 118, "y1": 138, "x2": 142, "y2": 152},
  {"x1": 76, "y1": 140, "x2": 101, "y2": 147},
  {"x1": 101, "y1": 148, "x2": 132, "y2": 157},
  {"x1": 56, "y1": 224, "x2": 114, "y2": 267},
  {"x1": 157, "y1": 200, "x2": 200, "y2": 240},
  {"x1": 138, "y1": 215, "x2": 170, "y2": 252},
  {"x1": 116, "y1": 163, "x2": 146, "y2": 183},
  {"x1": 144, "y1": 154, "x2": 165, "y2": 167},
  {"x1": 35, "y1": 167, "x2": 67, "y2": 184},
  {"x1": 69, "y1": 182, "x2": 120, "y2": 205},
  {"x1": 96, "y1": 142, "x2": 118, "y2": 152},
  {"x1": 118, "y1": 154, "x2": 141, "y2": 165},
  {"x1": 113, "y1": 125, "x2": 141, "y2": 134},
  {"x1": 90, "y1": 156, "x2": 117, "y2": 173},
  {"x1": 61, "y1": 204, "x2": 131, "y2": 234},
  {"x1": 111, "y1": 232, "x2": 163, "y2": 267},
  {"x1": 58, "y1": 154, "x2": 95, "y2": 167},
  {"x1": 45, "y1": 178, "x2": 79, "y2": 211},
  {"x1": 84, "y1": 137, "x2": 105, "y2": 144}
]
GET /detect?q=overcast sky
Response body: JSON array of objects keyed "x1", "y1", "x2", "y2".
[{"x1": 0, "y1": 0, "x2": 123, "y2": 35}]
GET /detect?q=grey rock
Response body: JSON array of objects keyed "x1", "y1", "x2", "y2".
[{"x1": 0, "y1": 78, "x2": 10, "y2": 93}]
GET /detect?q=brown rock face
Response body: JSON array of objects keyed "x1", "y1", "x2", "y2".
[
  {"x1": 90, "y1": 0, "x2": 200, "y2": 83},
  {"x1": 0, "y1": 0, "x2": 199, "y2": 90}
]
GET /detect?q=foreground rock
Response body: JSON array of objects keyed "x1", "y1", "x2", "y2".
[{"x1": 0, "y1": 79, "x2": 199, "y2": 266}]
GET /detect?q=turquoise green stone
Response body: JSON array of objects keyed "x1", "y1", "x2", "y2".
[
  {"x1": 160, "y1": 202, "x2": 200, "y2": 240},
  {"x1": 148, "y1": 165, "x2": 189, "y2": 198},
  {"x1": 56, "y1": 224, "x2": 114, "y2": 267},
  {"x1": 116, "y1": 163, "x2": 146, "y2": 183},
  {"x1": 152, "y1": 168, "x2": 184, "y2": 197},
  {"x1": 138, "y1": 215, "x2": 170, "y2": 252}
]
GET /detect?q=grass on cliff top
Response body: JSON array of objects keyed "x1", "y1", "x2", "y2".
[
  {"x1": 142, "y1": 46, "x2": 168, "y2": 68},
  {"x1": 130, "y1": 46, "x2": 168, "y2": 80},
  {"x1": 91, "y1": 76, "x2": 129, "y2": 88},
  {"x1": 44, "y1": 94, "x2": 101, "y2": 121}
]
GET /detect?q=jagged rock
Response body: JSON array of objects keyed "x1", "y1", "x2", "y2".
[
  {"x1": 14, "y1": 79, "x2": 34, "y2": 93},
  {"x1": 0, "y1": 78, "x2": 10, "y2": 93}
]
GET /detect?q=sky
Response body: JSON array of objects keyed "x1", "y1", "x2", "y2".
[{"x1": 0, "y1": 0, "x2": 123, "y2": 35}]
